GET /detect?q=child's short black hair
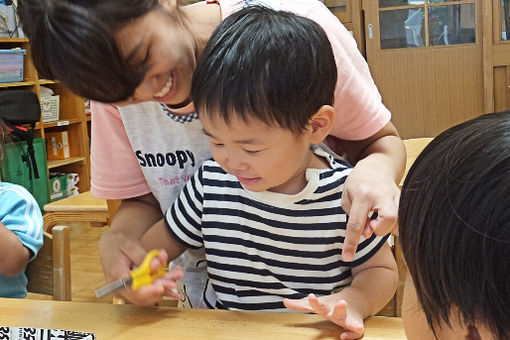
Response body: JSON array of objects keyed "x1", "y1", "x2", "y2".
[
  {"x1": 399, "y1": 111, "x2": 510, "y2": 340},
  {"x1": 191, "y1": 6, "x2": 337, "y2": 134},
  {"x1": 17, "y1": 0, "x2": 161, "y2": 103}
]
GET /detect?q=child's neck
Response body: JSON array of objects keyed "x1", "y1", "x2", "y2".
[{"x1": 269, "y1": 150, "x2": 331, "y2": 195}]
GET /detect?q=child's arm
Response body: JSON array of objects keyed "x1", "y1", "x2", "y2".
[
  {"x1": 140, "y1": 218, "x2": 187, "y2": 260},
  {"x1": 116, "y1": 218, "x2": 188, "y2": 306},
  {"x1": 0, "y1": 184, "x2": 43, "y2": 278},
  {"x1": 128, "y1": 167, "x2": 205, "y2": 306},
  {"x1": 0, "y1": 222, "x2": 30, "y2": 276},
  {"x1": 284, "y1": 242, "x2": 398, "y2": 339}
]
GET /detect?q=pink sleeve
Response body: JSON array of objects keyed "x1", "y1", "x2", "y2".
[
  {"x1": 323, "y1": 12, "x2": 391, "y2": 140},
  {"x1": 90, "y1": 101, "x2": 151, "y2": 199}
]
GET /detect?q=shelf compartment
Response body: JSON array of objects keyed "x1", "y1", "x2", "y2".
[{"x1": 47, "y1": 156, "x2": 85, "y2": 169}]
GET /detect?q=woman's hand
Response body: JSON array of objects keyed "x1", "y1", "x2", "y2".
[{"x1": 340, "y1": 164, "x2": 400, "y2": 261}]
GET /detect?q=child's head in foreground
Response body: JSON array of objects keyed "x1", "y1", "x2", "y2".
[
  {"x1": 399, "y1": 111, "x2": 510, "y2": 340},
  {"x1": 191, "y1": 6, "x2": 338, "y2": 193}
]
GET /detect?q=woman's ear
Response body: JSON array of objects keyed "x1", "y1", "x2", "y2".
[{"x1": 307, "y1": 105, "x2": 335, "y2": 144}]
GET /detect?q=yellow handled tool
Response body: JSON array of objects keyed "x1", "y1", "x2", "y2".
[{"x1": 94, "y1": 249, "x2": 167, "y2": 298}]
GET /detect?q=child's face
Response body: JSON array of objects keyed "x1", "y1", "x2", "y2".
[
  {"x1": 200, "y1": 113, "x2": 315, "y2": 194},
  {"x1": 114, "y1": 9, "x2": 197, "y2": 106}
]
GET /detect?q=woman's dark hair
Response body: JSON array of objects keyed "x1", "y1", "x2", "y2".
[
  {"x1": 17, "y1": 0, "x2": 161, "y2": 102},
  {"x1": 191, "y1": 5, "x2": 337, "y2": 134},
  {"x1": 399, "y1": 111, "x2": 510, "y2": 339}
]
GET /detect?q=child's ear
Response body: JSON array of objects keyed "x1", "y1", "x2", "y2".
[
  {"x1": 159, "y1": 0, "x2": 178, "y2": 11},
  {"x1": 307, "y1": 105, "x2": 335, "y2": 144}
]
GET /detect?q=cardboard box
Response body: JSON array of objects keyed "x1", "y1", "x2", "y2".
[
  {"x1": 49, "y1": 172, "x2": 67, "y2": 202},
  {"x1": 46, "y1": 131, "x2": 70, "y2": 160}
]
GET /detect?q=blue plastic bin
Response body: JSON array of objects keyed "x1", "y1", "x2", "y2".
[{"x1": 0, "y1": 49, "x2": 26, "y2": 83}]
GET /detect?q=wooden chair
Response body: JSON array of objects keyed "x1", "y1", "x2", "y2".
[
  {"x1": 25, "y1": 225, "x2": 72, "y2": 301},
  {"x1": 399, "y1": 138, "x2": 433, "y2": 188},
  {"x1": 377, "y1": 137, "x2": 433, "y2": 317},
  {"x1": 43, "y1": 191, "x2": 109, "y2": 232}
]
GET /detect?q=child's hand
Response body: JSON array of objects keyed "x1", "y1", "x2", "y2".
[
  {"x1": 114, "y1": 249, "x2": 184, "y2": 306},
  {"x1": 145, "y1": 249, "x2": 184, "y2": 301},
  {"x1": 283, "y1": 293, "x2": 364, "y2": 340}
]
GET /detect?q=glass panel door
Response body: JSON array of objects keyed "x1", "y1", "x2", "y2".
[{"x1": 378, "y1": 0, "x2": 475, "y2": 49}]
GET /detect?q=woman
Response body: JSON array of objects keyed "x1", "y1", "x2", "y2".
[{"x1": 18, "y1": 0, "x2": 405, "y2": 306}]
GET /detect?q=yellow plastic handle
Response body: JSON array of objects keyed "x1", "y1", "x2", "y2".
[{"x1": 130, "y1": 249, "x2": 167, "y2": 290}]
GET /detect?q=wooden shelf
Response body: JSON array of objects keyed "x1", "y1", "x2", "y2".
[
  {"x1": 0, "y1": 38, "x2": 28, "y2": 43},
  {"x1": 0, "y1": 80, "x2": 36, "y2": 88},
  {"x1": 47, "y1": 157, "x2": 86, "y2": 169},
  {"x1": 0, "y1": 38, "x2": 91, "y2": 202},
  {"x1": 39, "y1": 79, "x2": 57, "y2": 85},
  {"x1": 43, "y1": 118, "x2": 82, "y2": 128}
]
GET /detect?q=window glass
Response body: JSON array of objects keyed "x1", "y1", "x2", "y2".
[
  {"x1": 380, "y1": 8, "x2": 425, "y2": 48},
  {"x1": 428, "y1": 0, "x2": 462, "y2": 3},
  {"x1": 503, "y1": 0, "x2": 510, "y2": 40},
  {"x1": 428, "y1": 4, "x2": 475, "y2": 46}
]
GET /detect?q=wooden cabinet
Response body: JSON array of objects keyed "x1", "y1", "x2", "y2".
[
  {"x1": 0, "y1": 38, "x2": 90, "y2": 196},
  {"x1": 361, "y1": 0, "x2": 483, "y2": 139}
]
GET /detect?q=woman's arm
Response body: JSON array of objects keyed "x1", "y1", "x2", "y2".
[
  {"x1": 98, "y1": 192, "x2": 169, "y2": 304},
  {"x1": 328, "y1": 122, "x2": 406, "y2": 261}
]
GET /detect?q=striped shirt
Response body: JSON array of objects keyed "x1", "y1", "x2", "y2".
[{"x1": 165, "y1": 148, "x2": 389, "y2": 311}]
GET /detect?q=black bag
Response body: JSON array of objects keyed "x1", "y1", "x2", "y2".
[{"x1": 0, "y1": 90, "x2": 42, "y2": 178}]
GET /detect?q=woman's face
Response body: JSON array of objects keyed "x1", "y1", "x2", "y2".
[{"x1": 115, "y1": 9, "x2": 197, "y2": 106}]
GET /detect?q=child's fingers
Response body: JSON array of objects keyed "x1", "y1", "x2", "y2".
[
  {"x1": 283, "y1": 298, "x2": 313, "y2": 312},
  {"x1": 332, "y1": 301, "x2": 364, "y2": 335},
  {"x1": 331, "y1": 300, "x2": 348, "y2": 321},
  {"x1": 164, "y1": 289, "x2": 182, "y2": 300},
  {"x1": 124, "y1": 284, "x2": 165, "y2": 306},
  {"x1": 340, "y1": 330, "x2": 364, "y2": 340},
  {"x1": 164, "y1": 265, "x2": 184, "y2": 281},
  {"x1": 159, "y1": 280, "x2": 181, "y2": 300},
  {"x1": 149, "y1": 250, "x2": 168, "y2": 273},
  {"x1": 307, "y1": 293, "x2": 330, "y2": 317}
]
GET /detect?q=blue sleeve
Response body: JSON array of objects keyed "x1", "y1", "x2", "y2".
[{"x1": 0, "y1": 183, "x2": 44, "y2": 261}]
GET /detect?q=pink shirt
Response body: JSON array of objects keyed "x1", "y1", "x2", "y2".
[{"x1": 91, "y1": 0, "x2": 390, "y2": 201}]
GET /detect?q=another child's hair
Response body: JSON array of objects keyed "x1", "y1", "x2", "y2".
[
  {"x1": 17, "y1": 0, "x2": 165, "y2": 103},
  {"x1": 191, "y1": 6, "x2": 337, "y2": 134},
  {"x1": 399, "y1": 111, "x2": 510, "y2": 340}
]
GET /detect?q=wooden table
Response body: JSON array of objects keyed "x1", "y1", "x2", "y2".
[
  {"x1": 43, "y1": 191, "x2": 109, "y2": 231},
  {"x1": 0, "y1": 299, "x2": 406, "y2": 339}
]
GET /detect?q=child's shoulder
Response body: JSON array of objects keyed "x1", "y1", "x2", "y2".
[
  {"x1": 0, "y1": 182, "x2": 38, "y2": 203},
  {"x1": 314, "y1": 146, "x2": 353, "y2": 171}
]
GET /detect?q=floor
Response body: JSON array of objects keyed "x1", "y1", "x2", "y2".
[{"x1": 27, "y1": 222, "x2": 113, "y2": 303}]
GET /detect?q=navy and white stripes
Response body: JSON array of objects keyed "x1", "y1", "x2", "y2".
[{"x1": 165, "y1": 148, "x2": 388, "y2": 311}]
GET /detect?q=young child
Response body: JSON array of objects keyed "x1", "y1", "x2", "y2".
[
  {"x1": 140, "y1": 6, "x2": 398, "y2": 339},
  {"x1": 0, "y1": 124, "x2": 44, "y2": 298},
  {"x1": 399, "y1": 111, "x2": 510, "y2": 340}
]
